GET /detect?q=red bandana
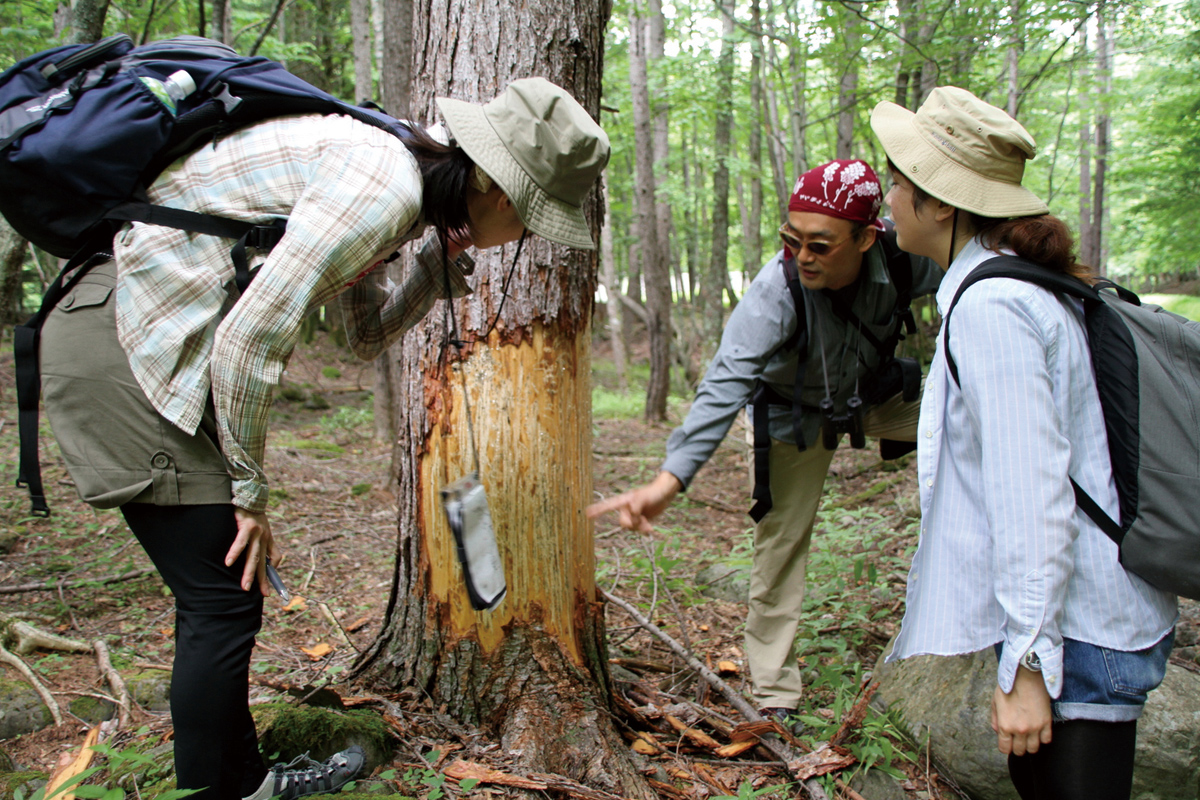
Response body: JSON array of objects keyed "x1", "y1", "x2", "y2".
[{"x1": 788, "y1": 159, "x2": 883, "y2": 228}]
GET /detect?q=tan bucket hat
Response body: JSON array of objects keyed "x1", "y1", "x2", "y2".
[
  {"x1": 437, "y1": 78, "x2": 610, "y2": 250},
  {"x1": 870, "y1": 86, "x2": 1049, "y2": 218}
]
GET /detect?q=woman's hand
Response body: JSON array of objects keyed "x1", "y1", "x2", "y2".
[
  {"x1": 228, "y1": 507, "x2": 282, "y2": 595},
  {"x1": 991, "y1": 665, "x2": 1053, "y2": 756},
  {"x1": 586, "y1": 471, "x2": 684, "y2": 533}
]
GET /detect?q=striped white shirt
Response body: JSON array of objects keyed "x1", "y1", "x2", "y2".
[{"x1": 887, "y1": 236, "x2": 1176, "y2": 697}]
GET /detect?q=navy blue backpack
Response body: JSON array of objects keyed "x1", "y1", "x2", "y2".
[{"x1": 2, "y1": 34, "x2": 412, "y2": 515}]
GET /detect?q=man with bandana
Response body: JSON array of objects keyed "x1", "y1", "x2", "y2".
[{"x1": 589, "y1": 159, "x2": 941, "y2": 723}]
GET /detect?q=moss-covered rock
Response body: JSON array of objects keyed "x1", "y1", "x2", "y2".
[
  {"x1": 125, "y1": 670, "x2": 171, "y2": 713},
  {"x1": 252, "y1": 702, "x2": 393, "y2": 774},
  {"x1": 0, "y1": 771, "x2": 47, "y2": 799},
  {"x1": 0, "y1": 678, "x2": 53, "y2": 739},
  {"x1": 69, "y1": 694, "x2": 116, "y2": 724}
]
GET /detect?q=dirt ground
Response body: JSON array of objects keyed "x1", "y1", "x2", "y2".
[{"x1": 1, "y1": 330, "x2": 1197, "y2": 799}]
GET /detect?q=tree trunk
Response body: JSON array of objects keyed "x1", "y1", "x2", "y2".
[
  {"x1": 0, "y1": 218, "x2": 26, "y2": 326},
  {"x1": 379, "y1": 0, "x2": 413, "y2": 117},
  {"x1": 353, "y1": 1, "x2": 650, "y2": 793},
  {"x1": 600, "y1": 181, "x2": 628, "y2": 392},
  {"x1": 706, "y1": 0, "x2": 735, "y2": 345},
  {"x1": 1006, "y1": 0, "x2": 1021, "y2": 116},
  {"x1": 351, "y1": 0, "x2": 375, "y2": 104},
  {"x1": 744, "y1": 0, "x2": 764, "y2": 283},
  {"x1": 211, "y1": 0, "x2": 231, "y2": 45},
  {"x1": 1078, "y1": 20, "x2": 1095, "y2": 268},
  {"x1": 69, "y1": 0, "x2": 110, "y2": 43},
  {"x1": 649, "y1": 0, "x2": 672, "y2": 290},
  {"x1": 630, "y1": 0, "x2": 670, "y2": 422},
  {"x1": 681, "y1": 127, "x2": 700, "y2": 302},
  {"x1": 1091, "y1": 3, "x2": 1111, "y2": 275},
  {"x1": 836, "y1": 2, "x2": 861, "y2": 160}
]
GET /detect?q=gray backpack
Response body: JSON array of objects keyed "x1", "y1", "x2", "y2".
[{"x1": 945, "y1": 256, "x2": 1200, "y2": 600}]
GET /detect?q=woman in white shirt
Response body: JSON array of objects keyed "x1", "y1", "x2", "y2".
[{"x1": 869, "y1": 86, "x2": 1176, "y2": 800}]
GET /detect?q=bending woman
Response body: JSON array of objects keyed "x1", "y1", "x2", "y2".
[
  {"x1": 869, "y1": 86, "x2": 1175, "y2": 800},
  {"x1": 39, "y1": 78, "x2": 608, "y2": 800}
]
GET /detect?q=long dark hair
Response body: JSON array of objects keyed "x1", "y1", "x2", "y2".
[
  {"x1": 890, "y1": 160, "x2": 1094, "y2": 282},
  {"x1": 397, "y1": 122, "x2": 474, "y2": 242}
]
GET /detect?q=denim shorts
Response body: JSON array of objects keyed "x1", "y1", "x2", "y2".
[{"x1": 998, "y1": 630, "x2": 1174, "y2": 723}]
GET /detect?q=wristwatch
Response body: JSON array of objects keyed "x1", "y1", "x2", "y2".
[{"x1": 1020, "y1": 650, "x2": 1043, "y2": 672}]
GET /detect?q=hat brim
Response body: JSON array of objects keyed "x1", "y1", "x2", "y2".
[
  {"x1": 870, "y1": 102, "x2": 1049, "y2": 218},
  {"x1": 437, "y1": 96, "x2": 597, "y2": 250}
]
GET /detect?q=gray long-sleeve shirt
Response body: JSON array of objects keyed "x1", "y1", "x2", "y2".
[{"x1": 661, "y1": 234, "x2": 942, "y2": 488}]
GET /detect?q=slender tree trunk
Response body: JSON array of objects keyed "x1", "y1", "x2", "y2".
[
  {"x1": 1091, "y1": 3, "x2": 1111, "y2": 275},
  {"x1": 1006, "y1": 0, "x2": 1022, "y2": 116},
  {"x1": 0, "y1": 219, "x2": 26, "y2": 326},
  {"x1": 601, "y1": 182, "x2": 628, "y2": 392},
  {"x1": 355, "y1": 0, "x2": 651, "y2": 793},
  {"x1": 379, "y1": 0, "x2": 413, "y2": 117},
  {"x1": 211, "y1": 0, "x2": 231, "y2": 44},
  {"x1": 1078, "y1": 20, "x2": 1095, "y2": 268},
  {"x1": 682, "y1": 127, "x2": 699, "y2": 302},
  {"x1": 68, "y1": 0, "x2": 110, "y2": 43},
  {"x1": 836, "y1": 2, "x2": 861, "y2": 160},
  {"x1": 630, "y1": 0, "x2": 670, "y2": 422},
  {"x1": 351, "y1": 0, "x2": 374, "y2": 104},
  {"x1": 707, "y1": 0, "x2": 735, "y2": 345},
  {"x1": 745, "y1": 0, "x2": 764, "y2": 282},
  {"x1": 649, "y1": 0, "x2": 672, "y2": 293}
]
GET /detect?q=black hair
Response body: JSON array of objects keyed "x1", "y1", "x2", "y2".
[{"x1": 397, "y1": 122, "x2": 475, "y2": 243}]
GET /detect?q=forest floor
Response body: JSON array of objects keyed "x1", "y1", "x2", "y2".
[{"x1": 1, "y1": 330, "x2": 1197, "y2": 800}]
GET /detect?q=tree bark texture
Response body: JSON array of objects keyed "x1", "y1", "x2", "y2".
[
  {"x1": 600, "y1": 181, "x2": 628, "y2": 392},
  {"x1": 69, "y1": 0, "x2": 110, "y2": 43},
  {"x1": 629, "y1": 0, "x2": 671, "y2": 422},
  {"x1": 354, "y1": 1, "x2": 650, "y2": 794},
  {"x1": 351, "y1": 0, "x2": 375, "y2": 104},
  {"x1": 0, "y1": 218, "x2": 26, "y2": 325},
  {"x1": 744, "y1": 0, "x2": 764, "y2": 282},
  {"x1": 705, "y1": 0, "x2": 735, "y2": 345},
  {"x1": 836, "y1": 2, "x2": 861, "y2": 160},
  {"x1": 378, "y1": 0, "x2": 412, "y2": 118}
]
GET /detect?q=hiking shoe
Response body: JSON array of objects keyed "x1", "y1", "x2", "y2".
[
  {"x1": 761, "y1": 706, "x2": 805, "y2": 736},
  {"x1": 243, "y1": 745, "x2": 365, "y2": 800}
]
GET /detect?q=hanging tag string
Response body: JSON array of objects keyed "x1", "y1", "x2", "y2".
[{"x1": 438, "y1": 231, "x2": 527, "y2": 477}]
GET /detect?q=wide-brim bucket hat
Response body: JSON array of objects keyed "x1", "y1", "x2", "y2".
[
  {"x1": 870, "y1": 86, "x2": 1049, "y2": 218},
  {"x1": 437, "y1": 77, "x2": 610, "y2": 250}
]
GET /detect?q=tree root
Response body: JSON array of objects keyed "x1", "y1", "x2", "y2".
[
  {"x1": 2, "y1": 615, "x2": 91, "y2": 655},
  {"x1": 93, "y1": 639, "x2": 132, "y2": 728},
  {"x1": 602, "y1": 589, "x2": 833, "y2": 800}
]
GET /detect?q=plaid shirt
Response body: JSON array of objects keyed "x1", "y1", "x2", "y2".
[{"x1": 113, "y1": 114, "x2": 472, "y2": 512}]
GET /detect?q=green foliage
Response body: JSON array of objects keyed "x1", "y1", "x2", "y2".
[
  {"x1": 18, "y1": 739, "x2": 198, "y2": 800},
  {"x1": 1141, "y1": 294, "x2": 1200, "y2": 321},
  {"x1": 320, "y1": 405, "x2": 375, "y2": 438}
]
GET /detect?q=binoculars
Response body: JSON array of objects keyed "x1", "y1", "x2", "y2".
[{"x1": 820, "y1": 395, "x2": 866, "y2": 450}]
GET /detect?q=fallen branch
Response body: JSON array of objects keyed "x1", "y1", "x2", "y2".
[
  {"x1": 445, "y1": 760, "x2": 634, "y2": 800},
  {"x1": 0, "y1": 641, "x2": 64, "y2": 725},
  {"x1": 0, "y1": 568, "x2": 155, "y2": 596},
  {"x1": 601, "y1": 589, "x2": 831, "y2": 800},
  {"x1": 2, "y1": 614, "x2": 91, "y2": 655},
  {"x1": 93, "y1": 639, "x2": 132, "y2": 728}
]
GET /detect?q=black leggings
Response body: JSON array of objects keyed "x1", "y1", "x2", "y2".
[
  {"x1": 122, "y1": 503, "x2": 268, "y2": 800},
  {"x1": 1008, "y1": 719, "x2": 1138, "y2": 800}
]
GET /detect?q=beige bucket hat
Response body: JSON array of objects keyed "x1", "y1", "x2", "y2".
[
  {"x1": 437, "y1": 77, "x2": 610, "y2": 250},
  {"x1": 870, "y1": 86, "x2": 1049, "y2": 218}
]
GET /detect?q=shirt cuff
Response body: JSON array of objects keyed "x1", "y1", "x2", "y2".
[
  {"x1": 998, "y1": 633, "x2": 1064, "y2": 699},
  {"x1": 414, "y1": 233, "x2": 475, "y2": 298},
  {"x1": 232, "y1": 478, "x2": 269, "y2": 514},
  {"x1": 659, "y1": 456, "x2": 696, "y2": 492}
]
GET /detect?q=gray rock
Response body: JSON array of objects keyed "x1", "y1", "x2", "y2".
[
  {"x1": 125, "y1": 670, "x2": 172, "y2": 714},
  {"x1": 0, "y1": 677, "x2": 54, "y2": 739},
  {"x1": 695, "y1": 563, "x2": 748, "y2": 604},
  {"x1": 849, "y1": 767, "x2": 908, "y2": 800},
  {"x1": 873, "y1": 640, "x2": 1200, "y2": 800}
]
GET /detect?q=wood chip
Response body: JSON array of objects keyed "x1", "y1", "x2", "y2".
[
  {"x1": 299, "y1": 642, "x2": 332, "y2": 660},
  {"x1": 786, "y1": 744, "x2": 856, "y2": 780},
  {"x1": 716, "y1": 660, "x2": 739, "y2": 674},
  {"x1": 713, "y1": 740, "x2": 759, "y2": 758},
  {"x1": 45, "y1": 726, "x2": 100, "y2": 800},
  {"x1": 664, "y1": 714, "x2": 721, "y2": 750}
]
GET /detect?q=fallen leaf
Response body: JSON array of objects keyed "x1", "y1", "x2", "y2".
[
  {"x1": 717, "y1": 660, "x2": 739, "y2": 674},
  {"x1": 787, "y1": 744, "x2": 856, "y2": 780},
  {"x1": 344, "y1": 616, "x2": 370, "y2": 632},
  {"x1": 300, "y1": 642, "x2": 333, "y2": 660},
  {"x1": 283, "y1": 595, "x2": 308, "y2": 612}
]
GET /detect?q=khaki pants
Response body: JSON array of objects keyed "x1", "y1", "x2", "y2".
[{"x1": 745, "y1": 391, "x2": 920, "y2": 709}]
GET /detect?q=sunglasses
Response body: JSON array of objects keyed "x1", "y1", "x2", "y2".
[{"x1": 778, "y1": 223, "x2": 854, "y2": 256}]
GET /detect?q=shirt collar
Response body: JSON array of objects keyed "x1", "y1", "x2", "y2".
[{"x1": 934, "y1": 236, "x2": 1003, "y2": 315}]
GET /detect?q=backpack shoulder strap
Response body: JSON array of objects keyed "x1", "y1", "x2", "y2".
[{"x1": 943, "y1": 255, "x2": 1101, "y2": 386}]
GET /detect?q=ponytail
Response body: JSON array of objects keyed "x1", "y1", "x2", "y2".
[
  {"x1": 970, "y1": 214, "x2": 1094, "y2": 282},
  {"x1": 395, "y1": 122, "x2": 474, "y2": 243}
]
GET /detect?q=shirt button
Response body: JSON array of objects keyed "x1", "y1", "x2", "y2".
[
  {"x1": 151, "y1": 453, "x2": 170, "y2": 469},
  {"x1": 926, "y1": 478, "x2": 933, "y2": 487},
  {"x1": 925, "y1": 430, "x2": 933, "y2": 438}
]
